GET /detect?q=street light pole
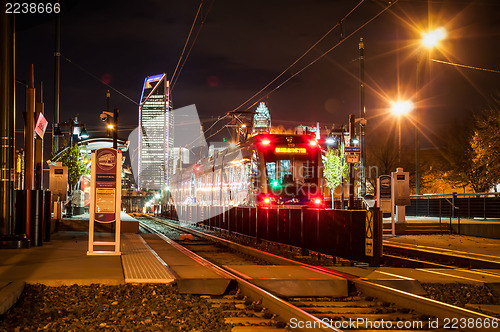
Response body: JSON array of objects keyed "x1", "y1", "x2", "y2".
[
  {"x1": 415, "y1": 27, "x2": 446, "y2": 195},
  {"x1": 415, "y1": 53, "x2": 422, "y2": 195},
  {"x1": 113, "y1": 108, "x2": 119, "y2": 149}
]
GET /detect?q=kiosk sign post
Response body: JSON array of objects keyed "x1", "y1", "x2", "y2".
[
  {"x1": 87, "y1": 148, "x2": 122, "y2": 255},
  {"x1": 390, "y1": 168, "x2": 410, "y2": 236}
]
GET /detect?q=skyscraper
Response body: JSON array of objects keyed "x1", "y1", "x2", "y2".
[{"x1": 138, "y1": 73, "x2": 172, "y2": 190}]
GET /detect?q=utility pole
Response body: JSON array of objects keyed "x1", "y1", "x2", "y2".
[
  {"x1": 348, "y1": 114, "x2": 355, "y2": 209},
  {"x1": 113, "y1": 108, "x2": 119, "y2": 149},
  {"x1": 106, "y1": 90, "x2": 110, "y2": 137},
  {"x1": 340, "y1": 125, "x2": 345, "y2": 209},
  {"x1": 359, "y1": 38, "x2": 366, "y2": 197},
  {"x1": 1, "y1": 3, "x2": 16, "y2": 236},
  {"x1": 415, "y1": 53, "x2": 422, "y2": 196},
  {"x1": 24, "y1": 65, "x2": 35, "y2": 191},
  {"x1": 53, "y1": 4, "x2": 60, "y2": 155},
  {"x1": 34, "y1": 82, "x2": 44, "y2": 189}
]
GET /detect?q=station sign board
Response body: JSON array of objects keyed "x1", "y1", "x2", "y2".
[
  {"x1": 377, "y1": 175, "x2": 392, "y2": 214},
  {"x1": 94, "y1": 148, "x2": 120, "y2": 222},
  {"x1": 344, "y1": 146, "x2": 360, "y2": 153},
  {"x1": 88, "y1": 148, "x2": 122, "y2": 255},
  {"x1": 346, "y1": 154, "x2": 359, "y2": 164}
]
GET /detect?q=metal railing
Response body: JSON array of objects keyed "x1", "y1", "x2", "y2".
[{"x1": 407, "y1": 192, "x2": 500, "y2": 221}]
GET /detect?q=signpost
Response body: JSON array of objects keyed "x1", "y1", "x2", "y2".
[{"x1": 88, "y1": 148, "x2": 122, "y2": 255}]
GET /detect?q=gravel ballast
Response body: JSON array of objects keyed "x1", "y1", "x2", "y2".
[{"x1": 0, "y1": 284, "x2": 232, "y2": 331}]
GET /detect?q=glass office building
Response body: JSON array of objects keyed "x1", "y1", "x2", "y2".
[{"x1": 138, "y1": 73, "x2": 172, "y2": 190}]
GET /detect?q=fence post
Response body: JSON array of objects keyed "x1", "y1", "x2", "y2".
[
  {"x1": 452, "y1": 192, "x2": 457, "y2": 218},
  {"x1": 301, "y1": 208, "x2": 307, "y2": 256},
  {"x1": 484, "y1": 195, "x2": 486, "y2": 220},
  {"x1": 439, "y1": 198, "x2": 442, "y2": 225}
]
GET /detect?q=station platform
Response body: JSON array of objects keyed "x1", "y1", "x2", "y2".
[
  {"x1": 0, "y1": 213, "x2": 231, "y2": 314},
  {"x1": 2, "y1": 212, "x2": 500, "y2": 315},
  {"x1": 383, "y1": 216, "x2": 500, "y2": 239}
]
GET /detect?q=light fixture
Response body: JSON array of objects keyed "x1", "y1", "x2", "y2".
[
  {"x1": 80, "y1": 126, "x2": 89, "y2": 139},
  {"x1": 422, "y1": 27, "x2": 446, "y2": 49},
  {"x1": 54, "y1": 125, "x2": 62, "y2": 136},
  {"x1": 391, "y1": 100, "x2": 414, "y2": 116}
]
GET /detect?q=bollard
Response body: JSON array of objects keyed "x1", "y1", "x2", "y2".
[
  {"x1": 14, "y1": 190, "x2": 27, "y2": 235},
  {"x1": 44, "y1": 190, "x2": 52, "y2": 241},
  {"x1": 29, "y1": 190, "x2": 44, "y2": 247}
]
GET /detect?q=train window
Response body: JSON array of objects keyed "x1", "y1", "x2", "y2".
[
  {"x1": 280, "y1": 160, "x2": 292, "y2": 182},
  {"x1": 303, "y1": 161, "x2": 316, "y2": 180},
  {"x1": 266, "y1": 162, "x2": 276, "y2": 180}
]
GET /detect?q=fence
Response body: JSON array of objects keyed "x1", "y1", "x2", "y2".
[
  {"x1": 406, "y1": 192, "x2": 500, "y2": 219},
  {"x1": 162, "y1": 205, "x2": 383, "y2": 266}
]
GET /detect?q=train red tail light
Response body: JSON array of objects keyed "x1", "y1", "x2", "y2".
[
  {"x1": 263, "y1": 197, "x2": 271, "y2": 204},
  {"x1": 309, "y1": 139, "x2": 318, "y2": 147},
  {"x1": 261, "y1": 139, "x2": 271, "y2": 146},
  {"x1": 313, "y1": 198, "x2": 322, "y2": 205}
]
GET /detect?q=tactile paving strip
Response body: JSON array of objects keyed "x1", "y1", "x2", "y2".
[{"x1": 121, "y1": 234, "x2": 175, "y2": 283}]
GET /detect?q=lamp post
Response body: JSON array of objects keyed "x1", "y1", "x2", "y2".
[
  {"x1": 54, "y1": 117, "x2": 88, "y2": 149},
  {"x1": 101, "y1": 109, "x2": 119, "y2": 149},
  {"x1": 391, "y1": 100, "x2": 414, "y2": 164},
  {"x1": 415, "y1": 27, "x2": 446, "y2": 195}
]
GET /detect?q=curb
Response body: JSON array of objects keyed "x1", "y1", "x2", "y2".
[{"x1": 0, "y1": 281, "x2": 25, "y2": 315}]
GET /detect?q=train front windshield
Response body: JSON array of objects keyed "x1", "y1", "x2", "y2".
[{"x1": 263, "y1": 156, "x2": 320, "y2": 204}]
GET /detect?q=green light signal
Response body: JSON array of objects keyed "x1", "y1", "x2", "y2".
[{"x1": 270, "y1": 179, "x2": 281, "y2": 189}]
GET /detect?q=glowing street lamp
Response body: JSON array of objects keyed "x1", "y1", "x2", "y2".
[
  {"x1": 415, "y1": 27, "x2": 446, "y2": 195},
  {"x1": 422, "y1": 27, "x2": 447, "y2": 49},
  {"x1": 391, "y1": 100, "x2": 414, "y2": 164}
]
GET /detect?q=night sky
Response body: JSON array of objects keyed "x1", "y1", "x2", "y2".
[{"x1": 13, "y1": 0, "x2": 500, "y2": 157}]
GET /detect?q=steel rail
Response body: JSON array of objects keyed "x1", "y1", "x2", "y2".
[
  {"x1": 384, "y1": 241, "x2": 500, "y2": 269},
  {"x1": 354, "y1": 280, "x2": 497, "y2": 332},
  {"x1": 144, "y1": 215, "x2": 498, "y2": 331},
  {"x1": 138, "y1": 219, "x2": 339, "y2": 332}
]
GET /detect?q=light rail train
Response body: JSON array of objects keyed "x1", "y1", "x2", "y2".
[{"x1": 169, "y1": 133, "x2": 325, "y2": 208}]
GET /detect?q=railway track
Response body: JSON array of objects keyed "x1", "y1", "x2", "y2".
[
  {"x1": 383, "y1": 241, "x2": 500, "y2": 269},
  {"x1": 138, "y1": 215, "x2": 498, "y2": 331}
]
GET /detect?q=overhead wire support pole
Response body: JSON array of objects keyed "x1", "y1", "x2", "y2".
[
  {"x1": 359, "y1": 38, "x2": 366, "y2": 197},
  {"x1": 348, "y1": 115, "x2": 355, "y2": 210}
]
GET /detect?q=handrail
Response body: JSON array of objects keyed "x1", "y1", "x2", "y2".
[{"x1": 411, "y1": 192, "x2": 500, "y2": 198}]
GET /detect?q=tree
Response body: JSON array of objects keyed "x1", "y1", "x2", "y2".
[
  {"x1": 323, "y1": 148, "x2": 348, "y2": 195},
  {"x1": 59, "y1": 145, "x2": 89, "y2": 190},
  {"x1": 470, "y1": 108, "x2": 500, "y2": 192}
]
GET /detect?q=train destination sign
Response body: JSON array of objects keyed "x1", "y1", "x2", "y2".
[{"x1": 275, "y1": 147, "x2": 307, "y2": 154}]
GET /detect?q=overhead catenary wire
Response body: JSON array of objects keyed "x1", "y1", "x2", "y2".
[
  {"x1": 170, "y1": 0, "x2": 216, "y2": 92},
  {"x1": 431, "y1": 58, "x2": 500, "y2": 74},
  {"x1": 238, "y1": 0, "x2": 400, "y2": 113},
  {"x1": 228, "y1": 0, "x2": 366, "y2": 114},
  {"x1": 171, "y1": 0, "x2": 204, "y2": 84},
  {"x1": 60, "y1": 54, "x2": 139, "y2": 106}
]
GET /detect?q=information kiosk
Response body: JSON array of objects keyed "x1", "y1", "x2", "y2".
[{"x1": 87, "y1": 148, "x2": 122, "y2": 255}]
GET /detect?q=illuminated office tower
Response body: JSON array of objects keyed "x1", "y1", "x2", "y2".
[{"x1": 138, "y1": 73, "x2": 172, "y2": 190}]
